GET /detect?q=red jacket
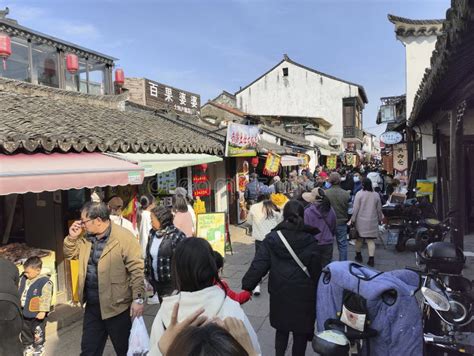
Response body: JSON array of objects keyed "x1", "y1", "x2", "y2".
[{"x1": 216, "y1": 279, "x2": 251, "y2": 305}]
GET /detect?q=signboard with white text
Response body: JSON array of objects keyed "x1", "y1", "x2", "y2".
[{"x1": 380, "y1": 131, "x2": 403, "y2": 145}]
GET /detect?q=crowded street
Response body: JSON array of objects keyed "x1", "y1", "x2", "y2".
[{"x1": 1, "y1": 1, "x2": 474, "y2": 356}]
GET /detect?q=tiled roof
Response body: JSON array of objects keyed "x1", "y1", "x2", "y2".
[
  {"x1": 260, "y1": 126, "x2": 311, "y2": 148},
  {"x1": 235, "y1": 55, "x2": 368, "y2": 104},
  {"x1": 207, "y1": 102, "x2": 246, "y2": 118},
  {"x1": 0, "y1": 78, "x2": 224, "y2": 155},
  {"x1": 257, "y1": 140, "x2": 293, "y2": 155},
  {"x1": 388, "y1": 14, "x2": 444, "y2": 37},
  {"x1": 409, "y1": 1, "x2": 474, "y2": 126}
]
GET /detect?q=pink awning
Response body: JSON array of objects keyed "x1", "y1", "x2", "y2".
[{"x1": 0, "y1": 153, "x2": 144, "y2": 195}]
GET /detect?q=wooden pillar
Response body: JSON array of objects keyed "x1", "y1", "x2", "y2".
[
  {"x1": 449, "y1": 101, "x2": 467, "y2": 249},
  {"x1": 435, "y1": 128, "x2": 443, "y2": 220}
]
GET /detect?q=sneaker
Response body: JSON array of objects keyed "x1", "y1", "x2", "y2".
[
  {"x1": 253, "y1": 285, "x2": 261, "y2": 296},
  {"x1": 349, "y1": 240, "x2": 356, "y2": 246},
  {"x1": 24, "y1": 345, "x2": 35, "y2": 356},
  {"x1": 33, "y1": 345, "x2": 45, "y2": 356},
  {"x1": 147, "y1": 293, "x2": 160, "y2": 305}
]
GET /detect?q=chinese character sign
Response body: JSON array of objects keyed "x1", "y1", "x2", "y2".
[
  {"x1": 393, "y1": 143, "x2": 408, "y2": 172},
  {"x1": 225, "y1": 123, "x2": 260, "y2": 157},
  {"x1": 144, "y1": 79, "x2": 200, "y2": 115},
  {"x1": 263, "y1": 152, "x2": 281, "y2": 176}
]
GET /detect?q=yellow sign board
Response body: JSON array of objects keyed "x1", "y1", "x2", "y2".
[
  {"x1": 327, "y1": 154, "x2": 337, "y2": 170},
  {"x1": 196, "y1": 213, "x2": 226, "y2": 256}
]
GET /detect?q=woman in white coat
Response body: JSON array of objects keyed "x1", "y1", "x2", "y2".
[
  {"x1": 149, "y1": 238, "x2": 261, "y2": 356},
  {"x1": 348, "y1": 178, "x2": 384, "y2": 267}
]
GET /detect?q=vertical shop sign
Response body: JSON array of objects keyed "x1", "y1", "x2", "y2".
[{"x1": 263, "y1": 152, "x2": 281, "y2": 176}]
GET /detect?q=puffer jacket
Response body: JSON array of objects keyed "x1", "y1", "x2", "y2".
[
  {"x1": 84, "y1": 231, "x2": 110, "y2": 304},
  {"x1": 145, "y1": 225, "x2": 186, "y2": 284}
]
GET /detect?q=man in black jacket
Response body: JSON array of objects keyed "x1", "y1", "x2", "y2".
[{"x1": 0, "y1": 257, "x2": 22, "y2": 356}]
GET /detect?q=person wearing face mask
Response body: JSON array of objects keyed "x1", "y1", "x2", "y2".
[{"x1": 352, "y1": 172, "x2": 363, "y2": 198}]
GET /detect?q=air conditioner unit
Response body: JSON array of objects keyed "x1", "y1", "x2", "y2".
[{"x1": 329, "y1": 137, "x2": 341, "y2": 146}]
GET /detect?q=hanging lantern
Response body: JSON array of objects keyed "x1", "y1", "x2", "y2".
[
  {"x1": 115, "y1": 68, "x2": 125, "y2": 86},
  {"x1": 251, "y1": 157, "x2": 259, "y2": 168},
  {"x1": 66, "y1": 53, "x2": 79, "y2": 74},
  {"x1": 199, "y1": 163, "x2": 208, "y2": 172},
  {"x1": 0, "y1": 33, "x2": 12, "y2": 71}
]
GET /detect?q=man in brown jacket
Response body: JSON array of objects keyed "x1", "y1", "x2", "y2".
[{"x1": 64, "y1": 202, "x2": 145, "y2": 356}]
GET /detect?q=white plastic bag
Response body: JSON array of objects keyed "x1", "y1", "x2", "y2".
[{"x1": 127, "y1": 316, "x2": 150, "y2": 356}]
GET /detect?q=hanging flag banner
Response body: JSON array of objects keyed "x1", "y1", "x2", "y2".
[
  {"x1": 263, "y1": 152, "x2": 281, "y2": 176},
  {"x1": 297, "y1": 153, "x2": 310, "y2": 169},
  {"x1": 393, "y1": 144, "x2": 408, "y2": 171},
  {"x1": 327, "y1": 154, "x2": 338, "y2": 170},
  {"x1": 197, "y1": 212, "x2": 226, "y2": 256},
  {"x1": 225, "y1": 123, "x2": 260, "y2": 157}
]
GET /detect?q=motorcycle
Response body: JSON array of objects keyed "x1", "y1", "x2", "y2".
[{"x1": 407, "y1": 241, "x2": 474, "y2": 355}]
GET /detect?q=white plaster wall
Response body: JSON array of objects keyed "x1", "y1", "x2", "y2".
[
  {"x1": 306, "y1": 150, "x2": 317, "y2": 172},
  {"x1": 402, "y1": 36, "x2": 438, "y2": 117},
  {"x1": 418, "y1": 121, "x2": 436, "y2": 159},
  {"x1": 209, "y1": 160, "x2": 228, "y2": 213},
  {"x1": 236, "y1": 61, "x2": 363, "y2": 142},
  {"x1": 261, "y1": 131, "x2": 279, "y2": 144}
]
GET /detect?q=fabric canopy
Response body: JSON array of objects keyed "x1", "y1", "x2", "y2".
[
  {"x1": 107, "y1": 153, "x2": 223, "y2": 177},
  {"x1": 0, "y1": 153, "x2": 144, "y2": 195},
  {"x1": 280, "y1": 155, "x2": 306, "y2": 167}
]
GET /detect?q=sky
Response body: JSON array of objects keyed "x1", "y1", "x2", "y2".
[{"x1": 4, "y1": 0, "x2": 450, "y2": 137}]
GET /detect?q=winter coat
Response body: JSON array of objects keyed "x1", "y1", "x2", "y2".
[
  {"x1": 0, "y1": 257, "x2": 20, "y2": 310},
  {"x1": 247, "y1": 201, "x2": 283, "y2": 241},
  {"x1": 352, "y1": 190, "x2": 384, "y2": 238},
  {"x1": 317, "y1": 262, "x2": 423, "y2": 356},
  {"x1": 63, "y1": 222, "x2": 145, "y2": 320},
  {"x1": 139, "y1": 210, "x2": 152, "y2": 258},
  {"x1": 18, "y1": 274, "x2": 53, "y2": 318},
  {"x1": 145, "y1": 225, "x2": 186, "y2": 285},
  {"x1": 244, "y1": 179, "x2": 264, "y2": 201},
  {"x1": 173, "y1": 211, "x2": 194, "y2": 237},
  {"x1": 84, "y1": 231, "x2": 110, "y2": 304},
  {"x1": 340, "y1": 174, "x2": 354, "y2": 192},
  {"x1": 304, "y1": 203, "x2": 337, "y2": 245},
  {"x1": 217, "y1": 279, "x2": 252, "y2": 305},
  {"x1": 242, "y1": 220, "x2": 322, "y2": 334},
  {"x1": 325, "y1": 185, "x2": 350, "y2": 225},
  {"x1": 149, "y1": 285, "x2": 261, "y2": 356}
]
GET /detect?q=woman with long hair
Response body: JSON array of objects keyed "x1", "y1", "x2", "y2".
[
  {"x1": 247, "y1": 193, "x2": 282, "y2": 295},
  {"x1": 348, "y1": 178, "x2": 384, "y2": 267},
  {"x1": 138, "y1": 194, "x2": 155, "y2": 258},
  {"x1": 303, "y1": 188, "x2": 337, "y2": 267},
  {"x1": 242, "y1": 201, "x2": 322, "y2": 356},
  {"x1": 145, "y1": 206, "x2": 186, "y2": 305},
  {"x1": 149, "y1": 238, "x2": 261, "y2": 356},
  {"x1": 172, "y1": 194, "x2": 194, "y2": 237}
]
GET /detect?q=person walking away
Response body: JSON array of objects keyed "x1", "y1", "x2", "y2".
[
  {"x1": 138, "y1": 194, "x2": 155, "y2": 258},
  {"x1": 348, "y1": 178, "x2": 384, "y2": 267},
  {"x1": 213, "y1": 251, "x2": 251, "y2": 304},
  {"x1": 172, "y1": 195, "x2": 195, "y2": 237},
  {"x1": 325, "y1": 173, "x2": 350, "y2": 261},
  {"x1": 303, "y1": 188, "x2": 337, "y2": 267},
  {"x1": 0, "y1": 257, "x2": 22, "y2": 356},
  {"x1": 107, "y1": 196, "x2": 138, "y2": 237},
  {"x1": 64, "y1": 202, "x2": 145, "y2": 356},
  {"x1": 367, "y1": 168, "x2": 383, "y2": 190},
  {"x1": 145, "y1": 206, "x2": 186, "y2": 303},
  {"x1": 247, "y1": 194, "x2": 282, "y2": 295},
  {"x1": 149, "y1": 238, "x2": 261, "y2": 356},
  {"x1": 19, "y1": 256, "x2": 53, "y2": 356},
  {"x1": 242, "y1": 201, "x2": 322, "y2": 356},
  {"x1": 174, "y1": 187, "x2": 196, "y2": 233},
  {"x1": 245, "y1": 173, "x2": 263, "y2": 207},
  {"x1": 340, "y1": 168, "x2": 354, "y2": 193}
]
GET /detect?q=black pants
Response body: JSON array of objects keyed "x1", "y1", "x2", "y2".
[
  {"x1": 150, "y1": 280, "x2": 174, "y2": 303},
  {"x1": 318, "y1": 243, "x2": 334, "y2": 268},
  {"x1": 81, "y1": 303, "x2": 131, "y2": 356},
  {"x1": 21, "y1": 316, "x2": 46, "y2": 347},
  {"x1": 0, "y1": 301, "x2": 22, "y2": 356},
  {"x1": 275, "y1": 329, "x2": 310, "y2": 356}
]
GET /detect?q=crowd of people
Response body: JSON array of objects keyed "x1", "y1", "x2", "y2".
[{"x1": 0, "y1": 164, "x2": 405, "y2": 356}]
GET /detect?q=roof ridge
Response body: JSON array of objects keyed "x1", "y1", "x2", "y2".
[{"x1": 387, "y1": 14, "x2": 445, "y2": 25}]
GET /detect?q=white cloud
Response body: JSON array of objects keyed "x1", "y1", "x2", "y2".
[{"x1": 56, "y1": 21, "x2": 101, "y2": 40}]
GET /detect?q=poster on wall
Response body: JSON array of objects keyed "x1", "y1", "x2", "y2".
[
  {"x1": 393, "y1": 144, "x2": 408, "y2": 172},
  {"x1": 263, "y1": 152, "x2": 281, "y2": 176},
  {"x1": 326, "y1": 155, "x2": 338, "y2": 170},
  {"x1": 236, "y1": 160, "x2": 249, "y2": 224},
  {"x1": 225, "y1": 123, "x2": 260, "y2": 157},
  {"x1": 197, "y1": 213, "x2": 226, "y2": 256}
]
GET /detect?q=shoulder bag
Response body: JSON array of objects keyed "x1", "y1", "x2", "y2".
[{"x1": 276, "y1": 230, "x2": 310, "y2": 278}]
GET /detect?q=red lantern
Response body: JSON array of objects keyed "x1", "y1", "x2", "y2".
[
  {"x1": 251, "y1": 157, "x2": 259, "y2": 168},
  {"x1": 0, "y1": 33, "x2": 12, "y2": 70},
  {"x1": 199, "y1": 163, "x2": 208, "y2": 172},
  {"x1": 66, "y1": 53, "x2": 79, "y2": 74},
  {"x1": 115, "y1": 68, "x2": 125, "y2": 86}
]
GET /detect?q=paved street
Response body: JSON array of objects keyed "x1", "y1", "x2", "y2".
[{"x1": 44, "y1": 226, "x2": 474, "y2": 355}]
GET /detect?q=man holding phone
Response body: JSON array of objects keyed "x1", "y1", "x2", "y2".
[{"x1": 64, "y1": 201, "x2": 145, "y2": 356}]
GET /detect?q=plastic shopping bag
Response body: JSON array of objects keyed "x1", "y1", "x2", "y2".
[{"x1": 127, "y1": 316, "x2": 150, "y2": 356}]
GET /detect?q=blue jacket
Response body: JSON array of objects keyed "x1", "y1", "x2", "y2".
[
  {"x1": 316, "y1": 261, "x2": 422, "y2": 356},
  {"x1": 244, "y1": 180, "x2": 264, "y2": 201}
]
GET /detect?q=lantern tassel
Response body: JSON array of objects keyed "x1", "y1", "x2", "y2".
[{"x1": 2, "y1": 58, "x2": 6, "y2": 71}]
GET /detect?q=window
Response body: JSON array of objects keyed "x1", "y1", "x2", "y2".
[
  {"x1": 343, "y1": 97, "x2": 362, "y2": 129},
  {"x1": 31, "y1": 42, "x2": 59, "y2": 88},
  {"x1": 88, "y1": 61, "x2": 106, "y2": 95},
  {"x1": 0, "y1": 37, "x2": 30, "y2": 82},
  {"x1": 282, "y1": 67, "x2": 288, "y2": 76}
]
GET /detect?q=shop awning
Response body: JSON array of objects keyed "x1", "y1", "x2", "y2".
[
  {"x1": 0, "y1": 153, "x2": 145, "y2": 195},
  {"x1": 106, "y1": 153, "x2": 223, "y2": 177},
  {"x1": 281, "y1": 155, "x2": 306, "y2": 167}
]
